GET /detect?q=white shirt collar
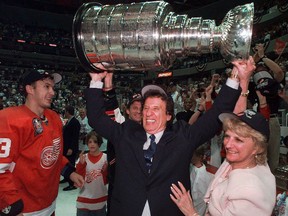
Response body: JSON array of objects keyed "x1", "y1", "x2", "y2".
[{"x1": 146, "y1": 131, "x2": 164, "y2": 144}]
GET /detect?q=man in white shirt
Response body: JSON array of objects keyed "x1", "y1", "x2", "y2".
[{"x1": 77, "y1": 108, "x2": 93, "y2": 154}]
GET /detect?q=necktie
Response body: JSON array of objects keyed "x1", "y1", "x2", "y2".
[{"x1": 144, "y1": 134, "x2": 157, "y2": 173}]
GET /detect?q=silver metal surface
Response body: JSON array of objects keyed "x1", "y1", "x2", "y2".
[{"x1": 73, "y1": 1, "x2": 254, "y2": 72}]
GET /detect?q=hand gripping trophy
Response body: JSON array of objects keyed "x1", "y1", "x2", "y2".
[{"x1": 72, "y1": 1, "x2": 254, "y2": 72}]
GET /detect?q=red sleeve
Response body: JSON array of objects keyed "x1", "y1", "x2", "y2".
[
  {"x1": 205, "y1": 101, "x2": 213, "y2": 111},
  {"x1": 76, "y1": 161, "x2": 87, "y2": 178},
  {"x1": 206, "y1": 164, "x2": 218, "y2": 175},
  {"x1": 259, "y1": 105, "x2": 270, "y2": 120},
  {"x1": 106, "y1": 110, "x2": 116, "y2": 121}
]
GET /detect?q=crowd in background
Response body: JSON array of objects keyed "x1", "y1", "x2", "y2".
[{"x1": 1, "y1": 53, "x2": 288, "y2": 115}]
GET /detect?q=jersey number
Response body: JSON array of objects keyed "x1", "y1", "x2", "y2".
[{"x1": 0, "y1": 138, "x2": 11, "y2": 157}]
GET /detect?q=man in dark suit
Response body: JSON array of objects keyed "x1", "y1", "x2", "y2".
[
  {"x1": 104, "y1": 91, "x2": 143, "y2": 216},
  {"x1": 84, "y1": 58, "x2": 255, "y2": 216},
  {"x1": 62, "y1": 105, "x2": 81, "y2": 191}
]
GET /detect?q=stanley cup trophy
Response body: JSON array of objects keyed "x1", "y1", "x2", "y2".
[{"x1": 72, "y1": 1, "x2": 254, "y2": 72}]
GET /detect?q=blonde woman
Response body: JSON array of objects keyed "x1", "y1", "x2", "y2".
[{"x1": 171, "y1": 109, "x2": 276, "y2": 216}]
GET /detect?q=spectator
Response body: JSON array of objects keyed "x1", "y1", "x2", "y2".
[
  {"x1": 61, "y1": 105, "x2": 81, "y2": 191},
  {"x1": 169, "y1": 82, "x2": 184, "y2": 116},
  {"x1": 77, "y1": 107, "x2": 93, "y2": 155},
  {"x1": 189, "y1": 146, "x2": 213, "y2": 215},
  {"x1": 76, "y1": 131, "x2": 108, "y2": 216},
  {"x1": 176, "y1": 97, "x2": 196, "y2": 122},
  {"x1": 252, "y1": 43, "x2": 284, "y2": 173},
  {"x1": 102, "y1": 72, "x2": 143, "y2": 216}
]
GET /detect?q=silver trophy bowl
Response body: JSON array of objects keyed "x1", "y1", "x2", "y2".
[{"x1": 73, "y1": 1, "x2": 254, "y2": 72}]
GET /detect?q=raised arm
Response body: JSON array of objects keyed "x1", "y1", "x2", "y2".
[
  {"x1": 103, "y1": 72, "x2": 125, "y2": 123},
  {"x1": 254, "y1": 43, "x2": 284, "y2": 82},
  {"x1": 188, "y1": 85, "x2": 213, "y2": 125},
  {"x1": 232, "y1": 56, "x2": 256, "y2": 114},
  {"x1": 85, "y1": 67, "x2": 125, "y2": 147}
]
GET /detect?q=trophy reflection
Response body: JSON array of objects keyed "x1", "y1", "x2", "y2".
[{"x1": 73, "y1": 1, "x2": 254, "y2": 72}]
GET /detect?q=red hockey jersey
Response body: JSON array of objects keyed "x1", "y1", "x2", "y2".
[{"x1": 0, "y1": 105, "x2": 69, "y2": 214}]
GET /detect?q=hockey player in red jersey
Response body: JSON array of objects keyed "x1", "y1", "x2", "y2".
[{"x1": 0, "y1": 69, "x2": 84, "y2": 215}]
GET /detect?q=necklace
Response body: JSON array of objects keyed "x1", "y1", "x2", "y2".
[{"x1": 245, "y1": 164, "x2": 256, "y2": 169}]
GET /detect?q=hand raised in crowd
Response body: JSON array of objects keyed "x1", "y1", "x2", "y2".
[
  {"x1": 198, "y1": 96, "x2": 206, "y2": 111},
  {"x1": 253, "y1": 43, "x2": 265, "y2": 61},
  {"x1": 278, "y1": 87, "x2": 286, "y2": 99},
  {"x1": 205, "y1": 84, "x2": 213, "y2": 101},
  {"x1": 170, "y1": 181, "x2": 197, "y2": 216},
  {"x1": 190, "y1": 89, "x2": 198, "y2": 100},
  {"x1": 211, "y1": 73, "x2": 220, "y2": 87}
]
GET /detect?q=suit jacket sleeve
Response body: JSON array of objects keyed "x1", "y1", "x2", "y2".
[
  {"x1": 84, "y1": 88, "x2": 122, "y2": 144},
  {"x1": 186, "y1": 84, "x2": 240, "y2": 149}
]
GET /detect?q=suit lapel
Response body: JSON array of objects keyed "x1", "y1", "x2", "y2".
[
  {"x1": 133, "y1": 130, "x2": 149, "y2": 175},
  {"x1": 149, "y1": 129, "x2": 176, "y2": 176}
]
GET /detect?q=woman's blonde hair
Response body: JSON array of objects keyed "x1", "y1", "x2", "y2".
[{"x1": 222, "y1": 117, "x2": 268, "y2": 165}]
